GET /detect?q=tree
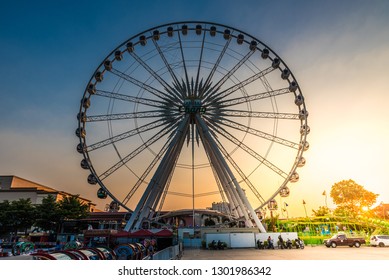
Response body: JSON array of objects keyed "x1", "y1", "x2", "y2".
[
  {"x1": 35, "y1": 195, "x2": 61, "y2": 232},
  {"x1": 58, "y1": 195, "x2": 90, "y2": 220},
  {"x1": 0, "y1": 200, "x2": 12, "y2": 235},
  {"x1": 1, "y1": 199, "x2": 36, "y2": 237},
  {"x1": 15, "y1": 199, "x2": 36, "y2": 235},
  {"x1": 330, "y1": 179, "x2": 378, "y2": 217}
]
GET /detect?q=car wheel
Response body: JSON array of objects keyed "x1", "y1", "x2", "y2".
[
  {"x1": 354, "y1": 242, "x2": 361, "y2": 248},
  {"x1": 379, "y1": 242, "x2": 385, "y2": 247},
  {"x1": 331, "y1": 242, "x2": 337, "y2": 248}
]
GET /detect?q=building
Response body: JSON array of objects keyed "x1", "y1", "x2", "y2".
[
  {"x1": 0, "y1": 175, "x2": 95, "y2": 211},
  {"x1": 208, "y1": 201, "x2": 231, "y2": 214}
]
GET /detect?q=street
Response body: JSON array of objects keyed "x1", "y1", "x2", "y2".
[{"x1": 180, "y1": 245, "x2": 389, "y2": 260}]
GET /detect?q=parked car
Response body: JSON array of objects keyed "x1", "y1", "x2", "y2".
[
  {"x1": 370, "y1": 235, "x2": 389, "y2": 247},
  {"x1": 324, "y1": 233, "x2": 366, "y2": 248}
]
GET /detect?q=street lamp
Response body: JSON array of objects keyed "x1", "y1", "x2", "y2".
[
  {"x1": 322, "y1": 190, "x2": 328, "y2": 208},
  {"x1": 303, "y1": 200, "x2": 308, "y2": 218}
]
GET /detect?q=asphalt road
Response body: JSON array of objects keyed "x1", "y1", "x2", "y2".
[
  {"x1": 1, "y1": 245, "x2": 388, "y2": 260},
  {"x1": 180, "y1": 245, "x2": 389, "y2": 260}
]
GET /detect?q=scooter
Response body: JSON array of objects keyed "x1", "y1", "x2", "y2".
[
  {"x1": 295, "y1": 238, "x2": 305, "y2": 249},
  {"x1": 217, "y1": 240, "x2": 226, "y2": 250},
  {"x1": 285, "y1": 239, "x2": 293, "y2": 249},
  {"x1": 256, "y1": 240, "x2": 265, "y2": 249},
  {"x1": 278, "y1": 235, "x2": 286, "y2": 249}
]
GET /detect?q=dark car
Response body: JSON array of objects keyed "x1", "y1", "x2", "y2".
[{"x1": 324, "y1": 233, "x2": 365, "y2": 248}]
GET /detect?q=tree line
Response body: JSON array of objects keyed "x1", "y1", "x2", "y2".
[{"x1": 0, "y1": 195, "x2": 90, "y2": 238}]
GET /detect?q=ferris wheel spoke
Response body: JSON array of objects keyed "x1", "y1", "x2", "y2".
[
  {"x1": 216, "y1": 87, "x2": 291, "y2": 108},
  {"x1": 94, "y1": 89, "x2": 170, "y2": 108},
  {"x1": 109, "y1": 67, "x2": 177, "y2": 104},
  {"x1": 209, "y1": 116, "x2": 299, "y2": 149},
  {"x1": 122, "y1": 137, "x2": 172, "y2": 206},
  {"x1": 217, "y1": 109, "x2": 300, "y2": 121},
  {"x1": 207, "y1": 66, "x2": 276, "y2": 105},
  {"x1": 194, "y1": 29, "x2": 207, "y2": 98},
  {"x1": 86, "y1": 118, "x2": 179, "y2": 152},
  {"x1": 128, "y1": 50, "x2": 183, "y2": 101},
  {"x1": 203, "y1": 49, "x2": 255, "y2": 104},
  {"x1": 99, "y1": 120, "x2": 179, "y2": 181},
  {"x1": 177, "y1": 30, "x2": 190, "y2": 98},
  {"x1": 206, "y1": 119, "x2": 289, "y2": 179},
  {"x1": 199, "y1": 37, "x2": 231, "y2": 98},
  {"x1": 85, "y1": 110, "x2": 174, "y2": 122},
  {"x1": 152, "y1": 39, "x2": 184, "y2": 95},
  {"x1": 211, "y1": 134, "x2": 266, "y2": 204}
]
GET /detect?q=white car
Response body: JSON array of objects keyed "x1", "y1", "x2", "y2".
[{"x1": 370, "y1": 235, "x2": 389, "y2": 247}]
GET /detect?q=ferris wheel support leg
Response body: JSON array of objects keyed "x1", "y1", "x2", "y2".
[
  {"x1": 124, "y1": 117, "x2": 190, "y2": 231},
  {"x1": 136, "y1": 127, "x2": 188, "y2": 229},
  {"x1": 196, "y1": 115, "x2": 266, "y2": 232},
  {"x1": 206, "y1": 152, "x2": 236, "y2": 217},
  {"x1": 203, "y1": 138, "x2": 246, "y2": 220},
  {"x1": 147, "y1": 137, "x2": 183, "y2": 219},
  {"x1": 199, "y1": 123, "x2": 252, "y2": 226}
]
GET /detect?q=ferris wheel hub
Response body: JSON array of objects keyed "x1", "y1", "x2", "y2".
[{"x1": 179, "y1": 99, "x2": 206, "y2": 114}]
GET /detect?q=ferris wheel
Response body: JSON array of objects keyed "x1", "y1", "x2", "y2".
[{"x1": 76, "y1": 21, "x2": 309, "y2": 232}]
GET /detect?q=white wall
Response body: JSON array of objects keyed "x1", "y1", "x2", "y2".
[
  {"x1": 230, "y1": 232, "x2": 256, "y2": 248},
  {"x1": 204, "y1": 232, "x2": 299, "y2": 248}
]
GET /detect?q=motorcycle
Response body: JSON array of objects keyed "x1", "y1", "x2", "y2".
[
  {"x1": 285, "y1": 239, "x2": 293, "y2": 249},
  {"x1": 278, "y1": 235, "x2": 286, "y2": 249},
  {"x1": 295, "y1": 238, "x2": 305, "y2": 249},
  {"x1": 209, "y1": 240, "x2": 226, "y2": 250},
  {"x1": 256, "y1": 240, "x2": 265, "y2": 249}
]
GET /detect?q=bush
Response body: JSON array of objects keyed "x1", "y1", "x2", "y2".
[{"x1": 299, "y1": 235, "x2": 326, "y2": 245}]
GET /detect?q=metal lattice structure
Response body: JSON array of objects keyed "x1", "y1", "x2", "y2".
[{"x1": 76, "y1": 21, "x2": 309, "y2": 232}]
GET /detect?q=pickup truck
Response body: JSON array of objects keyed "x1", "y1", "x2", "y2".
[{"x1": 324, "y1": 233, "x2": 366, "y2": 248}]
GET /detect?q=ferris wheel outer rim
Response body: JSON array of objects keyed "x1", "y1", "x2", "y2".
[{"x1": 76, "y1": 21, "x2": 309, "y2": 213}]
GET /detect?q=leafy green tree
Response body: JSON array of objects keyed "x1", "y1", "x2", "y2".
[
  {"x1": 58, "y1": 195, "x2": 90, "y2": 220},
  {"x1": 5, "y1": 199, "x2": 36, "y2": 237},
  {"x1": 35, "y1": 195, "x2": 61, "y2": 232},
  {"x1": 330, "y1": 179, "x2": 378, "y2": 218},
  {"x1": 312, "y1": 206, "x2": 330, "y2": 217},
  {"x1": 0, "y1": 200, "x2": 12, "y2": 235}
]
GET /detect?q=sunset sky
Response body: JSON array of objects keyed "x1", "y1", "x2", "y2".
[{"x1": 1, "y1": 0, "x2": 389, "y2": 218}]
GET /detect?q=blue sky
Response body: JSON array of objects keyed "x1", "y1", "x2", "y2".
[{"x1": 1, "y1": 0, "x2": 389, "y2": 216}]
